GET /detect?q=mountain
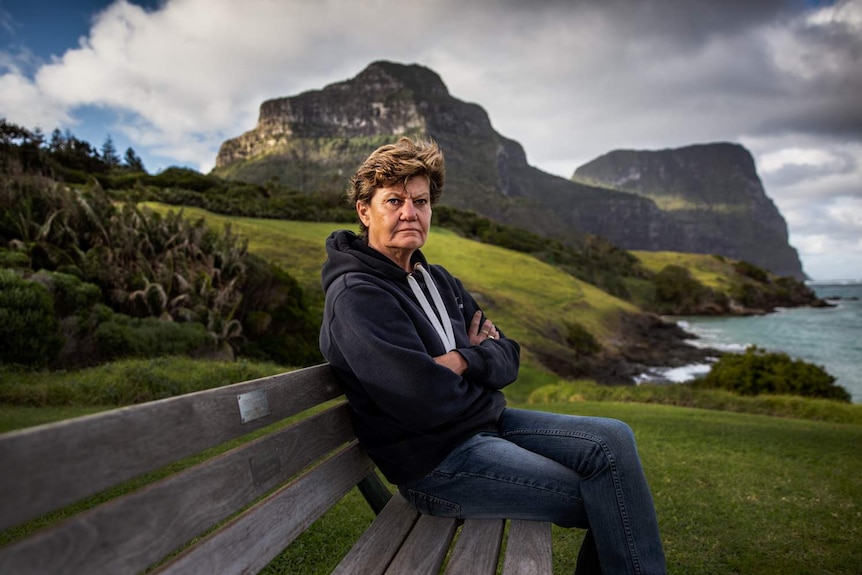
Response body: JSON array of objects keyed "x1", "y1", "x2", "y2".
[
  {"x1": 213, "y1": 60, "x2": 805, "y2": 279},
  {"x1": 573, "y1": 144, "x2": 806, "y2": 279}
]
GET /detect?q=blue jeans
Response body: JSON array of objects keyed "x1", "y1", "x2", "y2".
[{"x1": 398, "y1": 408, "x2": 666, "y2": 575}]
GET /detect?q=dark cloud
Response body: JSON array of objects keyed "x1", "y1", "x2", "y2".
[
  {"x1": 1, "y1": 0, "x2": 860, "y2": 278},
  {"x1": 762, "y1": 152, "x2": 857, "y2": 188}
]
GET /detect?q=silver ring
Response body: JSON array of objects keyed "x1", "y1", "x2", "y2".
[{"x1": 487, "y1": 334, "x2": 496, "y2": 340}]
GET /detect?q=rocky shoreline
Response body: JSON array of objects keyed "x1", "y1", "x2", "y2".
[{"x1": 595, "y1": 298, "x2": 836, "y2": 386}]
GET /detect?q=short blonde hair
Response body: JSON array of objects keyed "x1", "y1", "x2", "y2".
[{"x1": 349, "y1": 137, "x2": 445, "y2": 234}]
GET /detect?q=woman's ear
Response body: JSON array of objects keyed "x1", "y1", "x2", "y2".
[{"x1": 356, "y1": 201, "x2": 369, "y2": 226}]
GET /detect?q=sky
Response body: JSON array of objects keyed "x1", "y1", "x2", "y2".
[{"x1": 1, "y1": 0, "x2": 860, "y2": 281}]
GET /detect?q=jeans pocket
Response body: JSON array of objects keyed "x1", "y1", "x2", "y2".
[{"x1": 404, "y1": 489, "x2": 461, "y2": 518}]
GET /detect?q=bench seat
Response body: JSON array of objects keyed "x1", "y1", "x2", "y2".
[{"x1": 0, "y1": 364, "x2": 553, "y2": 574}]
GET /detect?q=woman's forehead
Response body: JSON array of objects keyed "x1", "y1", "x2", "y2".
[{"x1": 376, "y1": 175, "x2": 431, "y2": 198}]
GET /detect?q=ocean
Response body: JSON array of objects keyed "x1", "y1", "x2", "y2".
[{"x1": 638, "y1": 281, "x2": 862, "y2": 403}]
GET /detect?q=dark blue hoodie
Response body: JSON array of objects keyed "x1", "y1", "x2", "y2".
[{"x1": 319, "y1": 230, "x2": 520, "y2": 484}]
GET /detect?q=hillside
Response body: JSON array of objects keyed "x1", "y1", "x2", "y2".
[
  {"x1": 142, "y1": 203, "x2": 716, "y2": 386},
  {"x1": 213, "y1": 60, "x2": 805, "y2": 279},
  {"x1": 0, "y1": 120, "x2": 820, "y2": 383}
]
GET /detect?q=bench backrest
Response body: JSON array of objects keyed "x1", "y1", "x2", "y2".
[{"x1": 0, "y1": 364, "x2": 381, "y2": 575}]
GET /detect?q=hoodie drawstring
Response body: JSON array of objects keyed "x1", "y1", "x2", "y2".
[{"x1": 407, "y1": 263, "x2": 456, "y2": 352}]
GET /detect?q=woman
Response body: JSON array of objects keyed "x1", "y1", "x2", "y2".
[{"x1": 319, "y1": 137, "x2": 666, "y2": 574}]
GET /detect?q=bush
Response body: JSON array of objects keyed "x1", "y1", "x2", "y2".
[
  {"x1": 696, "y1": 345, "x2": 850, "y2": 402},
  {"x1": 0, "y1": 269, "x2": 62, "y2": 366},
  {"x1": 566, "y1": 321, "x2": 601, "y2": 356},
  {"x1": 650, "y1": 264, "x2": 725, "y2": 313},
  {"x1": 734, "y1": 260, "x2": 769, "y2": 283},
  {"x1": 30, "y1": 270, "x2": 102, "y2": 317},
  {"x1": 94, "y1": 315, "x2": 216, "y2": 360}
]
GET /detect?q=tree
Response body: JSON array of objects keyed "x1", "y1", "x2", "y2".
[
  {"x1": 101, "y1": 135, "x2": 121, "y2": 168},
  {"x1": 123, "y1": 146, "x2": 146, "y2": 173}
]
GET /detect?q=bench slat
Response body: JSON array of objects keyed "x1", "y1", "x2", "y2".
[
  {"x1": 0, "y1": 364, "x2": 341, "y2": 530},
  {"x1": 0, "y1": 403, "x2": 355, "y2": 575},
  {"x1": 331, "y1": 494, "x2": 419, "y2": 575},
  {"x1": 502, "y1": 520, "x2": 554, "y2": 575},
  {"x1": 384, "y1": 514, "x2": 459, "y2": 575},
  {"x1": 151, "y1": 441, "x2": 374, "y2": 575},
  {"x1": 444, "y1": 519, "x2": 505, "y2": 575}
]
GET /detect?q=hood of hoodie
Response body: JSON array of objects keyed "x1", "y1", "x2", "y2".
[{"x1": 321, "y1": 229, "x2": 429, "y2": 292}]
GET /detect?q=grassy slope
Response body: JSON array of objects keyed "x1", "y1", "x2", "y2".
[
  {"x1": 5, "y1": 205, "x2": 858, "y2": 574},
  {"x1": 142, "y1": 202, "x2": 638, "y2": 397},
  {"x1": 632, "y1": 250, "x2": 738, "y2": 291}
]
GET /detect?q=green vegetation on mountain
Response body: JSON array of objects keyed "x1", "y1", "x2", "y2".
[
  {"x1": 3, "y1": 119, "x2": 859, "y2": 575},
  {"x1": 632, "y1": 251, "x2": 823, "y2": 314},
  {"x1": 573, "y1": 143, "x2": 806, "y2": 278},
  {"x1": 0, "y1": 118, "x2": 832, "y2": 392},
  {"x1": 211, "y1": 61, "x2": 805, "y2": 279}
]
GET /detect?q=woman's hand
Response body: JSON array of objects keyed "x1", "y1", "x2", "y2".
[
  {"x1": 468, "y1": 310, "x2": 499, "y2": 345},
  {"x1": 433, "y1": 311, "x2": 500, "y2": 375},
  {"x1": 433, "y1": 350, "x2": 468, "y2": 374}
]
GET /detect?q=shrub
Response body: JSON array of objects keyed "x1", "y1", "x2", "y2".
[
  {"x1": 30, "y1": 270, "x2": 102, "y2": 317},
  {"x1": 565, "y1": 321, "x2": 601, "y2": 356},
  {"x1": 0, "y1": 269, "x2": 62, "y2": 366},
  {"x1": 696, "y1": 345, "x2": 850, "y2": 402},
  {"x1": 734, "y1": 260, "x2": 769, "y2": 283},
  {"x1": 94, "y1": 314, "x2": 216, "y2": 360},
  {"x1": 651, "y1": 264, "x2": 723, "y2": 313}
]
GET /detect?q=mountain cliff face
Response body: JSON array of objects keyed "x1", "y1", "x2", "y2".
[
  {"x1": 573, "y1": 144, "x2": 805, "y2": 279},
  {"x1": 214, "y1": 61, "x2": 805, "y2": 279}
]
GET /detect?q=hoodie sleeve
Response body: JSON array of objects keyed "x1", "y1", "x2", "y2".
[
  {"x1": 447, "y1": 275, "x2": 521, "y2": 390},
  {"x1": 324, "y1": 278, "x2": 496, "y2": 432}
]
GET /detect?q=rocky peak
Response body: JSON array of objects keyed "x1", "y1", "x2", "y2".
[
  {"x1": 216, "y1": 61, "x2": 497, "y2": 168},
  {"x1": 574, "y1": 143, "x2": 806, "y2": 279},
  {"x1": 213, "y1": 61, "x2": 806, "y2": 279}
]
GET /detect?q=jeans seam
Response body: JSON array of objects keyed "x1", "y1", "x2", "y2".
[
  {"x1": 501, "y1": 427, "x2": 644, "y2": 574},
  {"x1": 456, "y1": 471, "x2": 585, "y2": 503}
]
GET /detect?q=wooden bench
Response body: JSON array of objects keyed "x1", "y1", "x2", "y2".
[{"x1": 0, "y1": 363, "x2": 553, "y2": 574}]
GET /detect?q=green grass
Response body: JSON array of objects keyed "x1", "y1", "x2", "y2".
[
  {"x1": 141, "y1": 203, "x2": 637, "y2": 381},
  {"x1": 529, "y1": 380, "x2": 862, "y2": 426},
  {"x1": 632, "y1": 250, "x2": 734, "y2": 291},
  {"x1": 0, "y1": 404, "x2": 110, "y2": 433},
  {"x1": 5, "y1": 205, "x2": 859, "y2": 573},
  {"x1": 0, "y1": 356, "x2": 288, "y2": 408},
  {"x1": 257, "y1": 401, "x2": 862, "y2": 575},
  {"x1": 2, "y1": 359, "x2": 860, "y2": 574}
]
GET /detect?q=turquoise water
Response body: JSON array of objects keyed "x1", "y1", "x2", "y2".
[{"x1": 673, "y1": 282, "x2": 862, "y2": 403}]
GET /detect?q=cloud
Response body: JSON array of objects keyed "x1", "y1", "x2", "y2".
[{"x1": 0, "y1": 0, "x2": 860, "y2": 278}]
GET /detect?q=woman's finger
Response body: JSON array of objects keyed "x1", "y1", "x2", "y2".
[{"x1": 470, "y1": 310, "x2": 483, "y2": 336}]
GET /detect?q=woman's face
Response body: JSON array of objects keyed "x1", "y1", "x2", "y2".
[{"x1": 357, "y1": 175, "x2": 432, "y2": 269}]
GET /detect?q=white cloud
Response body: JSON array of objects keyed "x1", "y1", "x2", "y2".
[
  {"x1": 0, "y1": 70, "x2": 71, "y2": 129},
  {"x1": 1, "y1": 0, "x2": 860, "y2": 279}
]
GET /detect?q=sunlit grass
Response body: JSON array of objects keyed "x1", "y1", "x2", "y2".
[
  {"x1": 142, "y1": 203, "x2": 637, "y2": 387},
  {"x1": 3, "y1": 360, "x2": 860, "y2": 574},
  {"x1": 632, "y1": 250, "x2": 735, "y2": 291}
]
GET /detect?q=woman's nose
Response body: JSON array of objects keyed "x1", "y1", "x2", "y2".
[{"x1": 401, "y1": 200, "x2": 417, "y2": 220}]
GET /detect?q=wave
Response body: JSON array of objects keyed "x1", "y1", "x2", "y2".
[
  {"x1": 635, "y1": 363, "x2": 714, "y2": 385},
  {"x1": 806, "y1": 279, "x2": 862, "y2": 286}
]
